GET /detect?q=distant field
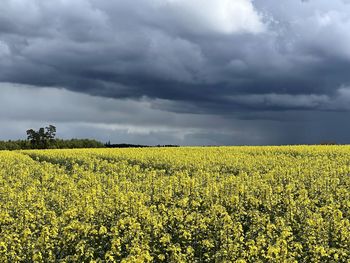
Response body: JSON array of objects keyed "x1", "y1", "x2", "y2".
[{"x1": 1, "y1": 146, "x2": 349, "y2": 262}]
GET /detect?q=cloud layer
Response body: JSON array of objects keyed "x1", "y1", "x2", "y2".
[{"x1": 1, "y1": 0, "x2": 350, "y2": 144}]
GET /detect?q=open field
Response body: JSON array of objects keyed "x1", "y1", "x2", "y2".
[{"x1": 1, "y1": 146, "x2": 350, "y2": 262}]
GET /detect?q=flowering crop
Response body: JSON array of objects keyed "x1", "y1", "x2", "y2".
[{"x1": 0, "y1": 146, "x2": 350, "y2": 262}]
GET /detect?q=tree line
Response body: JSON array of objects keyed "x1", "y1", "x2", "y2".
[
  {"x1": 0, "y1": 125, "x2": 180, "y2": 150},
  {"x1": 0, "y1": 125, "x2": 104, "y2": 150}
]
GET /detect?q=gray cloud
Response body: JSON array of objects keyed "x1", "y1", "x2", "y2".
[
  {"x1": 1, "y1": 83, "x2": 350, "y2": 145},
  {"x1": 1, "y1": 0, "x2": 350, "y2": 144}
]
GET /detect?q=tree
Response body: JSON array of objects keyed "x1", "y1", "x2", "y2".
[
  {"x1": 26, "y1": 129, "x2": 40, "y2": 146},
  {"x1": 26, "y1": 125, "x2": 57, "y2": 148},
  {"x1": 45, "y1": 125, "x2": 56, "y2": 140}
]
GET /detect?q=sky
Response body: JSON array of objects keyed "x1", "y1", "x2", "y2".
[{"x1": 1, "y1": 0, "x2": 350, "y2": 145}]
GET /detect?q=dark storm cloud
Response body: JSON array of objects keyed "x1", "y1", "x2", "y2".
[
  {"x1": 2, "y1": 0, "x2": 350, "y2": 145},
  {"x1": 2, "y1": 0, "x2": 350, "y2": 114}
]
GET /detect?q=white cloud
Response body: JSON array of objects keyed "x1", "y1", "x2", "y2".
[
  {"x1": 292, "y1": 10, "x2": 350, "y2": 58},
  {"x1": 155, "y1": 0, "x2": 265, "y2": 34}
]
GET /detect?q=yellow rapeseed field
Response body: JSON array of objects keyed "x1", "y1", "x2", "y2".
[{"x1": 0, "y1": 146, "x2": 350, "y2": 262}]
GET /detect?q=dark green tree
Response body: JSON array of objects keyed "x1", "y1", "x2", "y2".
[
  {"x1": 26, "y1": 125, "x2": 57, "y2": 148},
  {"x1": 45, "y1": 125, "x2": 56, "y2": 140}
]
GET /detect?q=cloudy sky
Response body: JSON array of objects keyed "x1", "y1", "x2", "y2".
[{"x1": 1, "y1": 0, "x2": 350, "y2": 145}]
